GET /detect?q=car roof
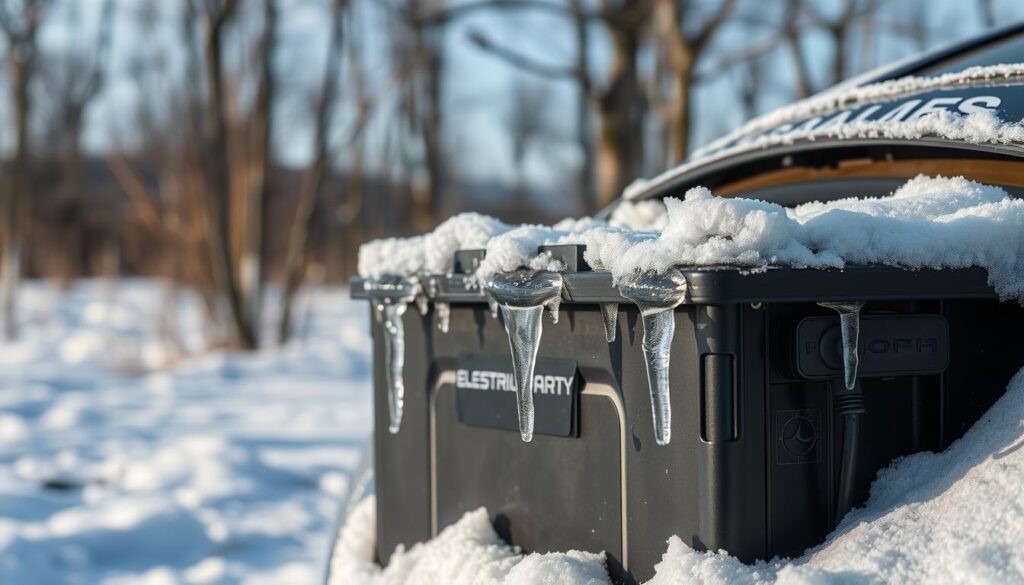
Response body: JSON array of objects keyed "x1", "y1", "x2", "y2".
[
  {"x1": 837, "y1": 21, "x2": 1024, "y2": 88},
  {"x1": 620, "y1": 23, "x2": 1024, "y2": 206}
]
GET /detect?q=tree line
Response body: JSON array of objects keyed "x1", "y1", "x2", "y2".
[{"x1": 0, "y1": 0, "x2": 1005, "y2": 351}]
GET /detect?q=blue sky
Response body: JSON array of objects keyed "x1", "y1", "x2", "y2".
[{"x1": 26, "y1": 0, "x2": 1024, "y2": 194}]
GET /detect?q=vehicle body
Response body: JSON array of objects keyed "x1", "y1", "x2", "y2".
[{"x1": 349, "y1": 25, "x2": 1024, "y2": 585}]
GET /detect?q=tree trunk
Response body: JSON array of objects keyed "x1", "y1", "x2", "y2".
[
  {"x1": 409, "y1": 7, "x2": 446, "y2": 232},
  {"x1": 1, "y1": 54, "x2": 32, "y2": 339},
  {"x1": 570, "y1": 0, "x2": 596, "y2": 213},
  {"x1": 200, "y1": 3, "x2": 255, "y2": 349},
  {"x1": 241, "y1": 0, "x2": 277, "y2": 346},
  {"x1": 670, "y1": 59, "x2": 694, "y2": 163},
  {"x1": 595, "y1": 13, "x2": 643, "y2": 207},
  {"x1": 278, "y1": 0, "x2": 345, "y2": 344}
]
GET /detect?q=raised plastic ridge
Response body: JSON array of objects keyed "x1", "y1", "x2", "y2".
[{"x1": 351, "y1": 265, "x2": 996, "y2": 305}]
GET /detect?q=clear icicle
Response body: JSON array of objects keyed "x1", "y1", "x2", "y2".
[
  {"x1": 618, "y1": 269, "x2": 688, "y2": 446},
  {"x1": 380, "y1": 303, "x2": 408, "y2": 433},
  {"x1": 486, "y1": 271, "x2": 564, "y2": 443},
  {"x1": 364, "y1": 277, "x2": 418, "y2": 434},
  {"x1": 436, "y1": 302, "x2": 451, "y2": 333},
  {"x1": 818, "y1": 301, "x2": 865, "y2": 390},
  {"x1": 600, "y1": 303, "x2": 618, "y2": 343},
  {"x1": 415, "y1": 294, "x2": 429, "y2": 316}
]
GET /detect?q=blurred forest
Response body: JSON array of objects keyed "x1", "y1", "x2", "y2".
[{"x1": 0, "y1": 0, "x2": 1016, "y2": 349}]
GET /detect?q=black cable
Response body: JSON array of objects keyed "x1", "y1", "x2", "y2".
[{"x1": 834, "y1": 383, "x2": 865, "y2": 523}]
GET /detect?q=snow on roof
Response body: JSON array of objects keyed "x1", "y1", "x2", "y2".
[
  {"x1": 697, "y1": 64, "x2": 1024, "y2": 156},
  {"x1": 357, "y1": 212, "x2": 512, "y2": 279},
  {"x1": 623, "y1": 63, "x2": 1024, "y2": 201},
  {"x1": 357, "y1": 200, "x2": 667, "y2": 281},
  {"x1": 360, "y1": 175, "x2": 1024, "y2": 302},
  {"x1": 331, "y1": 366, "x2": 1024, "y2": 584}
]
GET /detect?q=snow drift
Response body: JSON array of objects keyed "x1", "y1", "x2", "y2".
[
  {"x1": 330, "y1": 497, "x2": 609, "y2": 585},
  {"x1": 331, "y1": 367, "x2": 1024, "y2": 584}
]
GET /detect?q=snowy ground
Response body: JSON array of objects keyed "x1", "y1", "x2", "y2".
[
  {"x1": 332, "y1": 370, "x2": 1024, "y2": 585},
  {"x1": 0, "y1": 279, "x2": 373, "y2": 584}
]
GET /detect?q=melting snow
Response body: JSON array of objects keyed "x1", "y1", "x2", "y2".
[{"x1": 359, "y1": 175, "x2": 1024, "y2": 301}]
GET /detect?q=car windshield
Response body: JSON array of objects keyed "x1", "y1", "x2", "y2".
[{"x1": 917, "y1": 33, "x2": 1024, "y2": 76}]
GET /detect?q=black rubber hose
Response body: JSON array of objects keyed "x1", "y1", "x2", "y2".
[
  {"x1": 834, "y1": 382, "x2": 865, "y2": 523},
  {"x1": 835, "y1": 412, "x2": 860, "y2": 522}
]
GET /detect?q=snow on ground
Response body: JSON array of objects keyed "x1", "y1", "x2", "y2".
[
  {"x1": 331, "y1": 367, "x2": 1024, "y2": 585},
  {"x1": 330, "y1": 498, "x2": 609, "y2": 585},
  {"x1": 0, "y1": 279, "x2": 372, "y2": 584}
]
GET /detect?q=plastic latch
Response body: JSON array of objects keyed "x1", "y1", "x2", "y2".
[
  {"x1": 537, "y1": 244, "x2": 591, "y2": 272},
  {"x1": 452, "y1": 249, "x2": 486, "y2": 275}
]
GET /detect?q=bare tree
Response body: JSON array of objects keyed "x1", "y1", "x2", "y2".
[
  {"x1": 190, "y1": 0, "x2": 257, "y2": 349},
  {"x1": 806, "y1": 0, "x2": 872, "y2": 88},
  {"x1": 0, "y1": 0, "x2": 51, "y2": 339},
  {"x1": 569, "y1": 0, "x2": 595, "y2": 211},
  {"x1": 468, "y1": 1, "x2": 649, "y2": 209},
  {"x1": 979, "y1": 0, "x2": 997, "y2": 29},
  {"x1": 507, "y1": 80, "x2": 551, "y2": 206},
  {"x1": 783, "y1": 0, "x2": 816, "y2": 98},
  {"x1": 278, "y1": 0, "x2": 350, "y2": 344},
  {"x1": 650, "y1": 0, "x2": 738, "y2": 162},
  {"x1": 38, "y1": 0, "x2": 116, "y2": 285},
  {"x1": 240, "y1": 0, "x2": 278, "y2": 344},
  {"x1": 392, "y1": 0, "x2": 448, "y2": 231}
]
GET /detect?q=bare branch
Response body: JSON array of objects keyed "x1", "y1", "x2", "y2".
[
  {"x1": 467, "y1": 28, "x2": 580, "y2": 80},
  {"x1": 106, "y1": 155, "x2": 163, "y2": 237},
  {"x1": 692, "y1": 0, "x2": 740, "y2": 52},
  {"x1": 400, "y1": 0, "x2": 606, "y2": 26}
]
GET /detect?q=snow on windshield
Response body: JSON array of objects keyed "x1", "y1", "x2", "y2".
[{"x1": 623, "y1": 63, "x2": 1024, "y2": 201}]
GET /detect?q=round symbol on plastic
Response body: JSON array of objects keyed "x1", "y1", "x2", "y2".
[{"x1": 781, "y1": 415, "x2": 818, "y2": 458}]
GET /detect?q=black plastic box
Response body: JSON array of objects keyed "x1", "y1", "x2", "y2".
[{"x1": 352, "y1": 260, "x2": 1024, "y2": 584}]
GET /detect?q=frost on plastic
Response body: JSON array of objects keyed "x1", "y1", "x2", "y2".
[
  {"x1": 617, "y1": 269, "x2": 688, "y2": 446},
  {"x1": 818, "y1": 301, "x2": 865, "y2": 390},
  {"x1": 485, "y1": 271, "x2": 564, "y2": 442},
  {"x1": 436, "y1": 301, "x2": 451, "y2": 333},
  {"x1": 599, "y1": 303, "x2": 618, "y2": 343},
  {"x1": 364, "y1": 277, "x2": 418, "y2": 434}
]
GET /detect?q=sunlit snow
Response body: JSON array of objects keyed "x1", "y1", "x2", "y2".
[{"x1": 0, "y1": 281, "x2": 372, "y2": 584}]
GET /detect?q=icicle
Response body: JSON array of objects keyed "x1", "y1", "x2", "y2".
[
  {"x1": 415, "y1": 294, "x2": 430, "y2": 316},
  {"x1": 618, "y1": 269, "x2": 688, "y2": 446},
  {"x1": 372, "y1": 300, "x2": 384, "y2": 324},
  {"x1": 817, "y1": 301, "x2": 865, "y2": 390},
  {"x1": 364, "y1": 277, "x2": 419, "y2": 434},
  {"x1": 599, "y1": 303, "x2": 618, "y2": 343},
  {"x1": 547, "y1": 297, "x2": 561, "y2": 324},
  {"x1": 485, "y1": 270, "x2": 564, "y2": 443},
  {"x1": 436, "y1": 302, "x2": 451, "y2": 333}
]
